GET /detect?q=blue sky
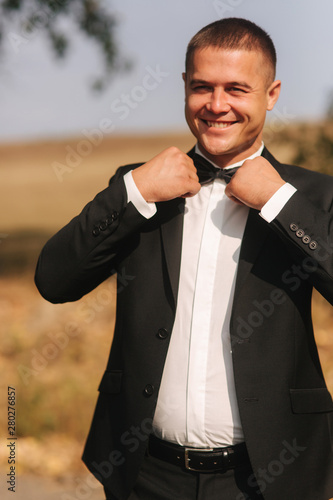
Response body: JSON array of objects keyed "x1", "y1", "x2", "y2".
[{"x1": 0, "y1": 0, "x2": 333, "y2": 142}]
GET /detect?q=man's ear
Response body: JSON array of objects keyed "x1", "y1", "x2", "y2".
[
  {"x1": 182, "y1": 72, "x2": 187, "y2": 84},
  {"x1": 267, "y1": 80, "x2": 281, "y2": 111}
]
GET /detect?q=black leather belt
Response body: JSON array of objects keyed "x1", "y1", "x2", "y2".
[{"x1": 148, "y1": 435, "x2": 250, "y2": 473}]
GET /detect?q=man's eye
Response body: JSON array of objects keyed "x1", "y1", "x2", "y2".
[
  {"x1": 228, "y1": 87, "x2": 246, "y2": 93},
  {"x1": 193, "y1": 85, "x2": 211, "y2": 92}
]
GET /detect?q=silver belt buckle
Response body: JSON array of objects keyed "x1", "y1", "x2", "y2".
[{"x1": 184, "y1": 447, "x2": 214, "y2": 472}]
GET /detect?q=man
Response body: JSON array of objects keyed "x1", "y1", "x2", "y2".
[{"x1": 35, "y1": 18, "x2": 333, "y2": 500}]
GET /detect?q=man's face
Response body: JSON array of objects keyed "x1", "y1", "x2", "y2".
[{"x1": 183, "y1": 47, "x2": 281, "y2": 167}]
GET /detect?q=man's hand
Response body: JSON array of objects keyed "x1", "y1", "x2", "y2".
[
  {"x1": 225, "y1": 157, "x2": 286, "y2": 210},
  {"x1": 132, "y1": 147, "x2": 201, "y2": 202}
]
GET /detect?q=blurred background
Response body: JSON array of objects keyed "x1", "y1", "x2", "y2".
[{"x1": 0, "y1": 0, "x2": 333, "y2": 498}]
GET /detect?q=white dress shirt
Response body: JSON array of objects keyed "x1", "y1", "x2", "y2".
[{"x1": 124, "y1": 144, "x2": 296, "y2": 448}]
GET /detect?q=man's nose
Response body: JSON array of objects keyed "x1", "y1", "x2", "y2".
[{"x1": 206, "y1": 89, "x2": 231, "y2": 114}]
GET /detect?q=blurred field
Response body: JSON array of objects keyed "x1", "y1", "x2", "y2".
[
  {"x1": 0, "y1": 132, "x2": 195, "y2": 233},
  {"x1": 0, "y1": 126, "x2": 333, "y2": 497}
]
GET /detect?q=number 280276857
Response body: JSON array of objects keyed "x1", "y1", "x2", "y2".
[{"x1": 8, "y1": 387, "x2": 16, "y2": 436}]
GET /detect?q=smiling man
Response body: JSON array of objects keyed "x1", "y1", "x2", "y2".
[
  {"x1": 183, "y1": 46, "x2": 279, "y2": 165},
  {"x1": 35, "y1": 18, "x2": 333, "y2": 500}
]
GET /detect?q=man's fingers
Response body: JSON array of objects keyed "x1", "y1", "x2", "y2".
[
  {"x1": 132, "y1": 147, "x2": 202, "y2": 202},
  {"x1": 225, "y1": 184, "x2": 245, "y2": 205},
  {"x1": 188, "y1": 168, "x2": 200, "y2": 183},
  {"x1": 224, "y1": 157, "x2": 286, "y2": 210}
]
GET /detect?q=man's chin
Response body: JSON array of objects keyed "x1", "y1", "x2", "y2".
[
  {"x1": 198, "y1": 137, "x2": 260, "y2": 163},
  {"x1": 198, "y1": 141, "x2": 233, "y2": 159}
]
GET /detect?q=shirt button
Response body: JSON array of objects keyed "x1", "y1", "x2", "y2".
[
  {"x1": 157, "y1": 328, "x2": 168, "y2": 340},
  {"x1": 296, "y1": 229, "x2": 305, "y2": 238},
  {"x1": 290, "y1": 223, "x2": 298, "y2": 232},
  {"x1": 143, "y1": 384, "x2": 154, "y2": 397}
]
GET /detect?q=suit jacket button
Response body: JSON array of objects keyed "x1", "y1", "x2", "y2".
[
  {"x1": 99, "y1": 221, "x2": 108, "y2": 231},
  {"x1": 157, "y1": 328, "x2": 168, "y2": 339},
  {"x1": 144, "y1": 384, "x2": 154, "y2": 397},
  {"x1": 290, "y1": 223, "x2": 298, "y2": 231},
  {"x1": 309, "y1": 241, "x2": 318, "y2": 250},
  {"x1": 92, "y1": 227, "x2": 100, "y2": 237},
  {"x1": 302, "y1": 235, "x2": 311, "y2": 244},
  {"x1": 296, "y1": 229, "x2": 305, "y2": 238}
]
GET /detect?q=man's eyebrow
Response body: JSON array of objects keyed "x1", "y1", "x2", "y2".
[{"x1": 189, "y1": 79, "x2": 211, "y2": 86}]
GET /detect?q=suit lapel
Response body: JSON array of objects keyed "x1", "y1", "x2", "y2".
[
  {"x1": 158, "y1": 198, "x2": 185, "y2": 308},
  {"x1": 233, "y1": 208, "x2": 271, "y2": 298},
  {"x1": 233, "y1": 147, "x2": 286, "y2": 298},
  {"x1": 262, "y1": 147, "x2": 291, "y2": 181},
  {"x1": 157, "y1": 147, "x2": 196, "y2": 306}
]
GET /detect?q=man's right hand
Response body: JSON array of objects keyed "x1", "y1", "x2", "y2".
[{"x1": 132, "y1": 147, "x2": 201, "y2": 202}]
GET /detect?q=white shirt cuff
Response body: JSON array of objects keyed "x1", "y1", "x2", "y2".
[
  {"x1": 123, "y1": 170, "x2": 157, "y2": 219},
  {"x1": 260, "y1": 183, "x2": 297, "y2": 223}
]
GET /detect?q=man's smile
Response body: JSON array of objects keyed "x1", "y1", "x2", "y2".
[{"x1": 201, "y1": 119, "x2": 239, "y2": 129}]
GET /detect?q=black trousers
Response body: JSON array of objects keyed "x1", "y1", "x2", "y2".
[{"x1": 104, "y1": 453, "x2": 264, "y2": 500}]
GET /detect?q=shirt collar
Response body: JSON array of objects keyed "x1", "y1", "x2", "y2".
[{"x1": 194, "y1": 142, "x2": 264, "y2": 171}]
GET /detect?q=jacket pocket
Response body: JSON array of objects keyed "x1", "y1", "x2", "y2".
[
  {"x1": 290, "y1": 388, "x2": 333, "y2": 414},
  {"x1": 98, "y1": 370, "x2": 123, "y2": 394}
]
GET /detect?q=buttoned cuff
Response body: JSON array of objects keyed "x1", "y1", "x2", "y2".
[
  {"x1": 124, "y1": 170, "x2": 157, "y2": 219},
  {"x1": 260, "y1": 183, "x2": 297, "y2": 223}
]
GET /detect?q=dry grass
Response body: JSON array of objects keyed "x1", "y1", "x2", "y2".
[
  {"x1": 0, "y1": 272, "x2": 117, "y2": 479},
  {"x1": 0, "y1": 132, "x2": 194, "y2": 232},
  {"x1": 0, "y1": 127, "x2": 332, "y2": 482}
]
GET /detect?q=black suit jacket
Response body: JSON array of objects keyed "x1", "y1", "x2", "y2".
[{"x1": 35, "y1": 148, "x2": 333, "y2": 500}]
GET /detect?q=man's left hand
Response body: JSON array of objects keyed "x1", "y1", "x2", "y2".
[{"x1": 225, "y1": 157, "x2": 286, "y2": 210}]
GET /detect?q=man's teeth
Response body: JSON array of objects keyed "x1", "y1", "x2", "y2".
[{"x1": 206, "y1": 121, "x2": 234, "y2": 128}]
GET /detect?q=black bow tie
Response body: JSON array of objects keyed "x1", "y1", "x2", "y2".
[{"x1": 193, "y1": 153, "x2": 240, "y2": 185}]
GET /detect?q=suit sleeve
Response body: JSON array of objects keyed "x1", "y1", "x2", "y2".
[
  {"x1": 35, "y1": 165, "x2": 149, "y2": 303},
  {"x1": 269, "y1": 187, "x2": 333, "y2": 305}
]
